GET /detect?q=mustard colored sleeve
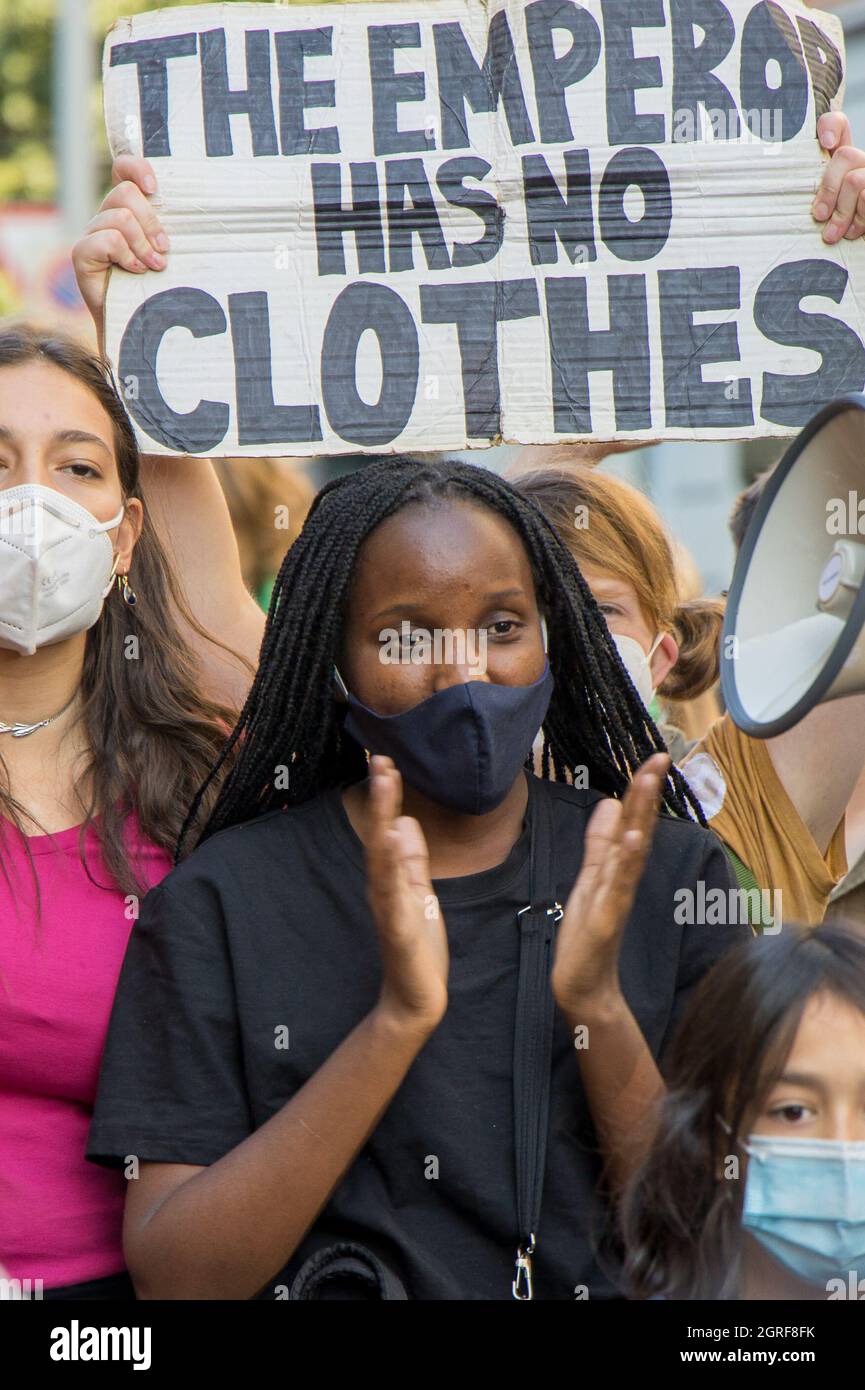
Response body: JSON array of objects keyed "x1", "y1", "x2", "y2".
[{"x1": 679, "y1": 714, "x2": 845, "y2": 927}]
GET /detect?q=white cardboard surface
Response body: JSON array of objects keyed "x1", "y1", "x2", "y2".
[{"x1": 102, "y1": 0, "x2": 865, "y2": 455}]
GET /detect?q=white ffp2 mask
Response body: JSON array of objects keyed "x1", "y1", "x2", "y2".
[
  {"x1": 612, "y1": 631, "x2": 663, "y2": 708},
  {"x1": 0, "y1": 485, "x2": 125, "y2": 655}
]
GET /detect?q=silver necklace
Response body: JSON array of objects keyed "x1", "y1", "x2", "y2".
[{"x1": 0, "y1": 691, "x2": 78, "y2": 738}]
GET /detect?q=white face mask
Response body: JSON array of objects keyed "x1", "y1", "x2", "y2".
[
  {"x1": 612, "y1": 631, "x2": 663, "y2": 708},
  {"x1": 0, "y1": 484, "x2": 125, "y2": 656}
]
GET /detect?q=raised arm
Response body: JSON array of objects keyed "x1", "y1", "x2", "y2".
[
  {"x1": 72, "y1": 155, "x2": 266, "y2": 710},
  {"x1": 135, "y1": 452, "x2": 265, "y2": 711},
  {"x1": 765, "y1": 696, "x2": 865, "y2": 858}
]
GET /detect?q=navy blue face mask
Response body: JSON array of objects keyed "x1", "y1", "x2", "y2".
[{"x1": 335, "y1": 643, "x2": 554, "y2": 816}]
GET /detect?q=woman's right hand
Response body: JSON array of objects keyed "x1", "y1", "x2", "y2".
[
  {"x1": 72, "y1": 156, "x2": 168, "y2": 343},
  {"x1": 366, "y1": 756, "x2": 449, "y2": 1035}
]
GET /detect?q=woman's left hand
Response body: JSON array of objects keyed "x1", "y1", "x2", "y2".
[
  {"x1": 551, "y1": 753, "x2": 669, "y2": 1019},
  {"x1": 813, "y1": 113, "x2": 865, "y2": 243}
]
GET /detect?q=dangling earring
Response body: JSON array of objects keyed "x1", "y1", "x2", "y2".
[{"x1": 117, "y1": 572, "x2": 138, "y2": 607}]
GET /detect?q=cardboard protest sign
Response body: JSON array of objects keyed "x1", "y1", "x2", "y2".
[{"x1": 102, "y1": 0, "x2": 865, "y2": 456}]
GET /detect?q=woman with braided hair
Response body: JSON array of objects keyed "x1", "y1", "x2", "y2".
[
  {"x1": 86, "y1": 455, "x2": 747, "y2": 1301},
  {"x1": 184, "y1": 455, "x2": 704, "y2": 836}
]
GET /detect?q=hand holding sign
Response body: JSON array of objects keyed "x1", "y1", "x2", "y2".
[
  {"x1": 98, "y1": 0, "x2": 865, "y2": 458},
  {"x1": 73, "y1": 156, "x2": 167, "y2": 345},
  {"x1": 814, "y1": 112, "x2": 865, "y2": 243}
]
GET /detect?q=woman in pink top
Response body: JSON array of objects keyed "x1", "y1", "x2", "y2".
[{"x1": 0, "y1": 324, "x2": 266, "y2": 1298}]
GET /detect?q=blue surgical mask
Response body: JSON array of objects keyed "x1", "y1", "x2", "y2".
[
  {"x1": 741, "y1": 1134, "x2": 865, "y2": 1286},
  {"x1": 334, "y1": 620, "x2": 553, "y2": 816}
]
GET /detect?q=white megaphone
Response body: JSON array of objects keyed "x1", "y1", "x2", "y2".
[{"x1": 722, "y1": 394, "x2": 865, "y2": 738}]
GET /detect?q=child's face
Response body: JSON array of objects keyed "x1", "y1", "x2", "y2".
[
  {"x1": 339, "y1": 498, "x2": 546, "y2": 715},
  {"x1": 751, "y1": 990, "x2": 865, "y2": 1143}
]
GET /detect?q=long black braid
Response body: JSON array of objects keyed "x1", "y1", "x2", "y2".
[{"x1": 177, "y1": 455, "x2": 705, "y2": 860}]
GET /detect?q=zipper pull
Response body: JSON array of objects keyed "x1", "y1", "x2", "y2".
[{"x1": 512, "y1": 1239, "x2": 535, "y2": 1300}]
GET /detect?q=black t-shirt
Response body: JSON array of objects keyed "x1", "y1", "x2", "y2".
[{"x1": 87, "y1": 775, "x2": 744, "y2": 1300}]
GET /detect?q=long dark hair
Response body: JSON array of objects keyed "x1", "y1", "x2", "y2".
[
  {"x1": 180, "y1": 455, "x2": 705, "y2": 855},
  {"x1": 619, "y1": 922, "x2": 865, "y2": 1300},
  {"x1": 0, "y1": 324, "x2": 242, "y2": 900}
]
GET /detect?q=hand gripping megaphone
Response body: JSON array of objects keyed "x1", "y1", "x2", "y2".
[{"x1": 722, "y1": 394, "x2": 865, "y2": 738}]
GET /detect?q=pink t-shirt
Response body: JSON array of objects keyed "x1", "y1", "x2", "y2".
[{"x1": 0, "y1": 815, "x2": 173, "y2": 1288}]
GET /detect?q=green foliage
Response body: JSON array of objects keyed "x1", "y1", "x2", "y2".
[
  {"x1": 0, "y1": 0, "x2": 55, "y2": 201},
  {"x1": 0, "y1": 0, "x2": 373, "y2": 204},
  {"x1": 0, "y1": 0, "x2": 223, "y2": 203}
]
